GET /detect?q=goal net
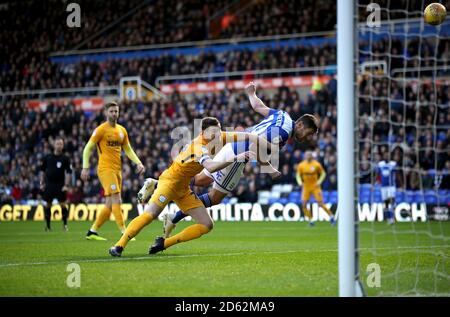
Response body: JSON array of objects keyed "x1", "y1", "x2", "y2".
[{"x1": 355, "y1": 0, "x2": 450, "y2": 296}]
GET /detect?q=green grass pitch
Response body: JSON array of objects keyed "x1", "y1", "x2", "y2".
[{"x1": 0, "y1": 220, "x2": 448, "y2": 296}]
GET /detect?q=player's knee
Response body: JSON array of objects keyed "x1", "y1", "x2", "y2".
[
  {"x1": 209, "y1": 190, "x2": 225, "y2": 205},
  {"x1": 111, "y1": 193, "x2": 121, "y2": 204},
  {"x1": 201, "y1": 220, "x2": 214, "y2": 231},
  {"x1": 145, "y1": 203, "x2": 162, "y2": 219}
]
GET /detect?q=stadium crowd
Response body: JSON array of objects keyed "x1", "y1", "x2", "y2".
[
  {"x1": 3, "y1": 35, "x2": 449, "y2": 93},
  {"x1": 1, "y1": 76, "x2": 449, "y2": 205},
  {"x1": 0, "y1": 0, "x2": 449, "y2": 205},
  {"x1": 0, "y1": 42, "x2": 337, "y2": 92},
  {"x1": 1, "y1": 0, "x2": 336, "y2": 93},
  {"x1": 3, "y1": 0, "x2": 449, "y2": 94}
]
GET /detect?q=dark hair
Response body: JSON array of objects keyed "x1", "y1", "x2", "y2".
[
  {"x1": 54, "y1": 136, "x2": 64, "y2": 143},
  {"x1": 298, "y1": 114, "x2": 319, "y2": 134},
  {"x1": 201, "y1": 117, "x2": 220, "y2": 131},
  {"x1": 105, "y1": 101, "x2": 119, "y2": 110}
]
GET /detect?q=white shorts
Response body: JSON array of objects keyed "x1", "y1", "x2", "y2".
[
  {"x1": 381, "y1": 186, "x2": 396, "y2": 201},
  {"x1": 203, "y1": 143, "x2": 246, "y2": 194}
]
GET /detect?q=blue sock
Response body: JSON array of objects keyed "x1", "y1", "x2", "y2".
[
  {"x1": 172, "y1": 210, "x2": 187, "y2": 224},
  {"x1": 198, "y1": 193, "x2": 212, "y2": 208},
  {"x1": 387, "y1": 209, "x2": 394, "y2": 220}
]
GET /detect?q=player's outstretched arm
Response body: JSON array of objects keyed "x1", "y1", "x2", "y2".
[
  {"x1": 201, "y1": 151, "x2": 255, "y2": 174},
  {"x1": 245, "y1": 82, "x2": 273, "y2": 117},
  {"x1": 81, "y1": 141, "x2": 95, "y2": 181},
  {"x1": 230, "y1": 131, "x2": 277, "y2": 154},
  {"x1": 123, "y1": 143, "x2": 145, "y2": 175}
]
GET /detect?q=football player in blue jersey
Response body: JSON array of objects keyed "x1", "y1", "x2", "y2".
[{"x1": 377, "y1": 151, "x2": 398, "y2": 225}]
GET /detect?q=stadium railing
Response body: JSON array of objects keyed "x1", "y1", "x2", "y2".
[
  {"x1": 49, "y1": 30, "x2": 336, "y2": 58},
  {"x1": 154, "y1": 65, "x2": 337, "y2": 86}
]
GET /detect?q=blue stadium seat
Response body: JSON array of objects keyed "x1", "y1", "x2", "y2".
[
  {"x1": 395, "y1": 191, "x2": 404, "y2": 202},
  {"x1": 374, "y1": 190, "x2": 382, "y2": 202},
  {"x1": 360, "y1": 195, "x2": 371, "y2": 204},
  {"x1": 425, "y1": 195, "x2": 437, "y2": 204},
  {"x1": 289, "y1": 192, "x2": 301, "y2": 199},
  {"x1": 413, "y1": 191, "x2": 425, "y2": 203},
  {"x1": 329, "y1": 191, "x2": 338, "y2": 204},
  {"x1": 268, "y1": 198, "x2": 279, "y2": 204},
  {"x1": 279, "y1": 198, "x2": 288, "y2": 204},
  {"x1": 437, "y1": 190, "x2": 450, "y2": 203},
  {"x1": 361, "y1": 187, "x2": 371, "y2": 195},
  {"x1": 404, "y1": 191, "x2": 415, "y2": 203}
]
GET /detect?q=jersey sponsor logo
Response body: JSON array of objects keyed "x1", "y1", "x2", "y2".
[
  {"x1": 111, "y1": 184, "x2": 117, "y2": 191},
  {"x1": 106, "y1": 140, "x2": 121, "y2": 147},
  {"x1": 310, "y1": 166, "x2": 315, "y2": 172},
  {"x1": 57, "y1": 162, "x2": 62, "y2": 168},
  {"x1": 119, "y1": 131, "x2": 124, "y2": 140},
  {"x1": 159, "y1": 195, "x2": 167, "y2": 203}
]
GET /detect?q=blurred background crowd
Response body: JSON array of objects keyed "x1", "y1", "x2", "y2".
[{"x1": 0, "y1": 0, "x2": 449, "y2": 205}]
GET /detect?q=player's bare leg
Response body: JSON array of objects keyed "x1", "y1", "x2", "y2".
[
  {"x1": 150, "y1": 206, "x2": 214, "y2": 254},
  {"x1": 109, "y1": 202, "x2": 163, "y2": 257}
]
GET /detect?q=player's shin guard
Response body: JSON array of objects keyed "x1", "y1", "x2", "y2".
[
  {"x1": 91, "y1": 206, "x2": 111, "y2": 231},
  {"x1": 112, "y1": 203, "x2": 125, "y2": 232},
  {"x1": 116, "y1": 213, "x2": 153, "y2": 248},
  {"x1": 164, "y1": 224, "x2": 210, "y2": 249}
]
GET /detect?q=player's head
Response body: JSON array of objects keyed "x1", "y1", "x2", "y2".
[
  {"x1": 104, "y1": 101, "x2": 120, "y2": 124},
  {"x1": 294, "y1": 114, "x2": 319, "y2": 143},
  {"x1": 201, "y1": 117, "x2": 222, "y2": 141},
  {"x1": 54, "y1": 137, "x2": 64, "y2": 154},
  {"x1": 382, "y1": 151, "x2": 390, "y2": 162},
  {"x1": 305, "y1": 150, "x2": 313, "y2": 161}
]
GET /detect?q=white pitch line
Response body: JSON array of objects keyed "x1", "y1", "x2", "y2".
[{"x1": 0, "y1": 245, "x2": 448, "y2": 269}]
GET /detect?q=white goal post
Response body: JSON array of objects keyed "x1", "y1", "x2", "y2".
[{"x1": 337, "y1": 0, "x2": 364, "y2": 297}]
